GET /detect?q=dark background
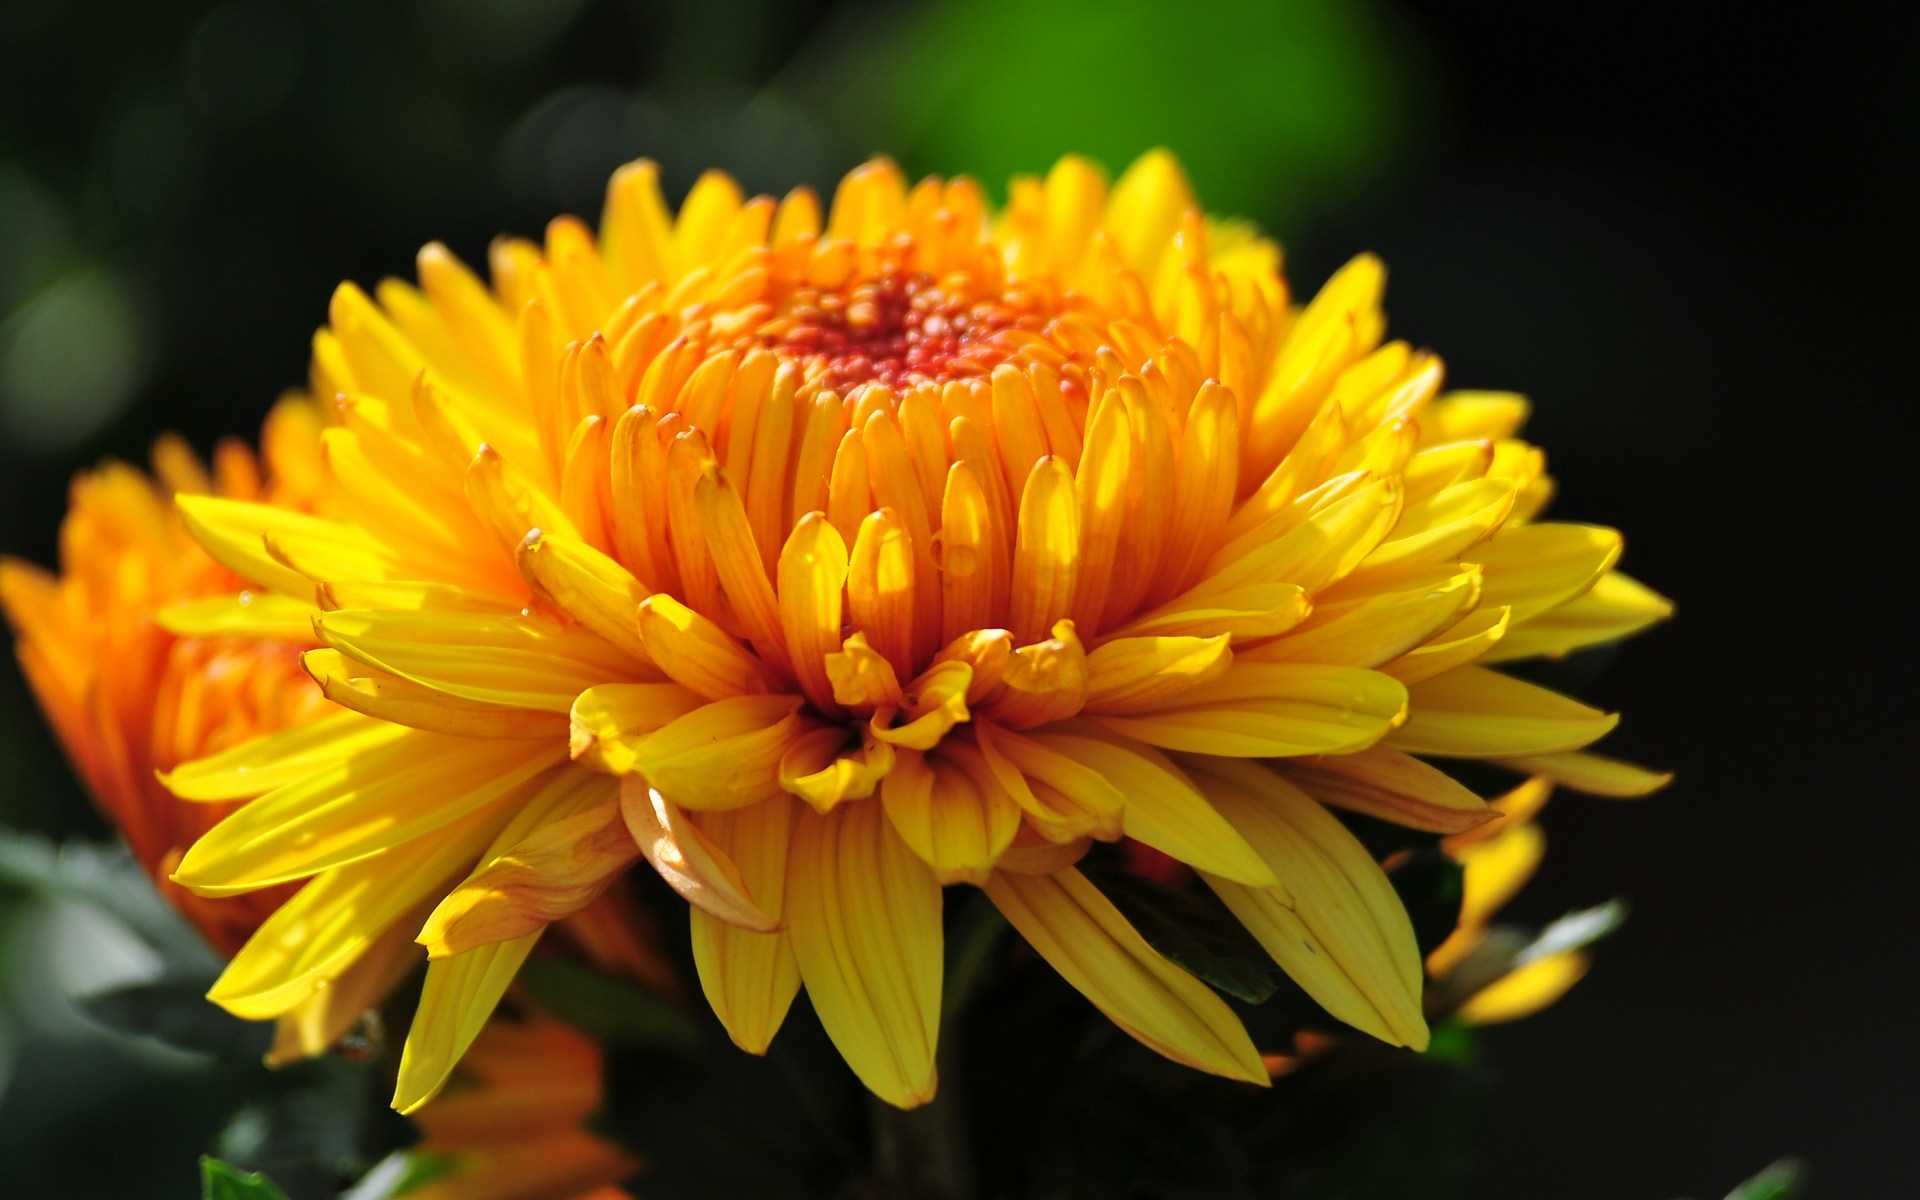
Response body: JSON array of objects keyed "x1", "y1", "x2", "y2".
[{"x1": 1, "y1": 1, "x2": 1913, "y2": 1196}]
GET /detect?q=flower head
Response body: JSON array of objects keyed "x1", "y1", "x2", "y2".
[
  {"x1": 0, "y1": 400, "x2": 330, "y2": 954},
  {"x1": 163, "y1": 151, "x2": 1670, "y2": 1109},
  {"x1": 400, "y1": 1009, "x2": 637, "y2": 1200}
]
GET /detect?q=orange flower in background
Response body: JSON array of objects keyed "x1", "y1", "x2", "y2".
[
  {"x1": 0, "y1": 404, "x2": 660, "y2": 1194},
  {"x1": 0, "y1": 398, "x2": 331, "y2": 956},
  {"x1": 400, "y1": 1011, "x2": 638, "y2": 1200},
  {"x1": 149, "y1": 150, "x2": 1673, "y2": 1112}
]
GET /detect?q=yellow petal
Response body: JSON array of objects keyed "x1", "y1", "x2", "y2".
[
  {"x1": 846, "y1": 504, "x2": 922, "y2": 679},
  {"x1": 1279, "y1": 746, "x2": 1493, "y2": 834},
  {"x1": 267, "y1": 917, "x2": 421, "y2": 1065},
  {"x1": 777, "y1": 725, "x2": 896, "y2": 812},
  {"x1": 1105, "y1": 149, "x2": 1194, "y2": 277},
  {"x1": 1389, "y1": 666, "x2": 1618, "y2": 758},
  {"x1": 1491, "y1": 749, "x2": 1672, "y2": 797},
  {"x1": 1089, "y1": 663, "x2": 1407, "y2": 757},
  {"x1": 980, "y1": 620, "x2": 1088, "y2": 729},
  {"x1": 1469, "y1": 523, "x2": 1623, "y2": 623},
  {"x1": 1458, "y1": 951, "x2": 1589, "y2": 1025},
  {"x1": 880, "y1": 747, "x2": 1019, "y2": 885},
  {"x1": 1009, "y1": 456, "x2": 1079, "y2": 644},
  {"x1": 1483, "y1": 569, "x2": 1672, "y2": 663},
  {"x1": 1106, "y1": 580, "x2": 1311, "y2": 642},
  {"x1": 1245, "y1": 568, "x2": 1479, "y2": 667},
  {"x1": 825, "y1": 630, "x2": 906, "y2": 710},
  {"x1": 1083, "y1": 634, "x2": 1234, "y2": 715},
  {"x1": 1454, "y1": 820, "x2": 1546, "y2": 928},
  {"x1": 786, "y1": 801, "x2": 943, "y2": 1109},
  {"x1": 394, "y1": 933, "x2": 542, "y2": 1114},
  {"x1": 306, "y1": 649, "x2": 569, "y2": 740},
  {"x1": 209, "y1": 790, "x2": 513, "y2": 1020},
  {"x1": 156, "y1": 592, "x2": 316, "y2": 641},
  {"x1": 1202, "y1": 477, "x2": 1402, "y2": 595},
  {"x1": 315, "y1": 577, "x2": 505, "y2": 614},
  {"x1": 161, "y1": 710, "x2": 404, "y2": 801},
  {"x1": 176, "y1": 494, "x2": 390, "y2": 597},
  {"x1": 691, "y1": 798, "x2": 802, "y2": 1053},
  {"x1": 1187, "y1": 758, "x2": 1429, "y2": 1049},
  {"x1": 1421, "y1": 391, "x2": 1530, "y2": 441},
  {"x1": 567, "y1": 681, "x2": 706, "y2": 774},
  {"x1": 1352, "y1": 477, "x2": 1515, "y2": 574},
  {"x1": 871, "y1": 660, "x2": 974, "y2": 751},
  {"x1": 777, "y1": 511, "x2": 850, "y2": 716},
  {"x1": 620, "y1": 775, "x2": 780, "y2": 932},
  {"x1": 174, "y1": 734, "x2": 563, "y2": 895},
  {"x1": 516, "y1": 528, "x2": 652, "y2": 665},
  {"x1": 973, "y1": 721, "x2": 1125, "y2": 843},
  {"x1": 634, "y1": 693, "x2": 817, "y2": 808},
  {"x1": 1032, "y1": 726, "x2": 1276, "y2": 887},
  {"x1": 1379, "y1": 604, "x2": 1511, "y2": 684},
  {"x1": 314, "y1": 609, "x2": 634, "y2": 713},
  {"x1": 984, "y1": 868, "x2": 1266, "y2": 1084},
  {"x1": 695, "y1": 464, "x2": 792, "y2": 673},
  {"x1": 637, "y1": 593, "x2": 784, "y2": 700},
  {"x1": 420, "y1": 790, "x2": 635, "y2": 958}
]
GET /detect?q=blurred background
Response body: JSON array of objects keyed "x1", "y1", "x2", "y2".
[{"x1": 0, "y1": 0, "x2": 1912, "y2": 1195}]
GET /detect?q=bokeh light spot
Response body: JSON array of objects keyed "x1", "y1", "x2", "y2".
[
  {"x1": 182, "y1": 1, "x2": 305, "y2": 127},
  {"x1": 0, "y1": 270, "x2": 146, "y2": 453}
]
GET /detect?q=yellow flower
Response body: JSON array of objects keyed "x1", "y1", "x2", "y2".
[
  {"x1": 400, "y1": 1009, "x2": 637, "y2": 1200},
  {"x1": 162, "y1": 151, "x2": 1671, "y2": 1110}
]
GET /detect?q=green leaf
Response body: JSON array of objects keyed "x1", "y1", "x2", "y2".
[
  {"x1": 1723, "y1": 1159, "x2": 1807, "y2": 1200},
  {"x1": 77, "y1": 976, "x2": 270, "y2": 1059},
  {"x1": 199, "y1": 1157, "x2": 291, "y2": 1200},
  {"x1": 338, "y1": 1151, "x2": 458, "y2": 1200},
  {"x1": 518, "y1": 956, "x2": 701, "y2": 1054},
  {"x1": 0, "y1": 830, "x2": 220, "y2": 969},
  {"x1": 1084, "y1": 868, "x2": 1285, "y2": 1004},
  {"x1": 1421, "y1": 1015, "x2": 1478, "y2": 1064}
]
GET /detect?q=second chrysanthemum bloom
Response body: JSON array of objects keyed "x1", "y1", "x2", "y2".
[{"x1": 163, "y1": 151, "x2": 1670, "y2": 1110}]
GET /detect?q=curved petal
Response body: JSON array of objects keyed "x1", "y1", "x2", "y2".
[
  {"x1": 984, "y1": 868, "x2": 1265, "y2": 1084},
  {"x1": 307, "y1": 649, "x2": 567, "y2": 740},
  {"x1": 1089, "y1": 664, "x2": 1407, "y2": 757},
  {"x1": 880, "y1": 747, "x2": 1019, "y2": 885},
  {"x1": 421, "y1": 790, "x2": 636, "y2": 958},
  {"x1": 1031, "y1": 725, "x2": 1275, "y2": 887},
  {"x1": 568, "y1": 681, "x2": 705, "y2": 774},
  {"x1": 174, "y1": 734, "x2": 563, "y2": 895},
  {"x1": 634, "y1": 693, "x2": 819, "y2": 808},
  {"x1": 690, "y1": 798, "x2": 802, "y2": 1053},
  {"x1": 1278, "y1": 746, "x2": 1493, "y2": 834},
  {"x1": 393, "y1": 932, "x2": 543, "y2": 1114},
  {"x1": 1490, "y1": 749, "x2": 1672, "y2": 797},
  {"x1": 1185, "y1": 758, "x2": 1429, "y2": 1050},
  {"x1": 785, "y1": 800, "x2": 943, "y2": 1109},
  {"x1": 621, "y1": 776, "x2": 780, "y2": 932},
  {"x1": 160, "y1": 710, "x2": 403, "y2": 801},
  {"x1": 1388, "y1": 666, "x2": 1617, "y2": 758}
]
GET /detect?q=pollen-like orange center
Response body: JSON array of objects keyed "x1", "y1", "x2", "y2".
[{"x1": 752, "y1": 270, "x2": 1055, "y2": 390}]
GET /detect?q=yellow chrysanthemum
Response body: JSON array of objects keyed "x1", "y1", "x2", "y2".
[{"x1": 160, "y1": 151, "x2": 1671, "y2": 1110}]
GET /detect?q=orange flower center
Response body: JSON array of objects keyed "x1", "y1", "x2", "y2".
[{"x1": 752, "y1": 270, "x2": 1056, "y2": 390}]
